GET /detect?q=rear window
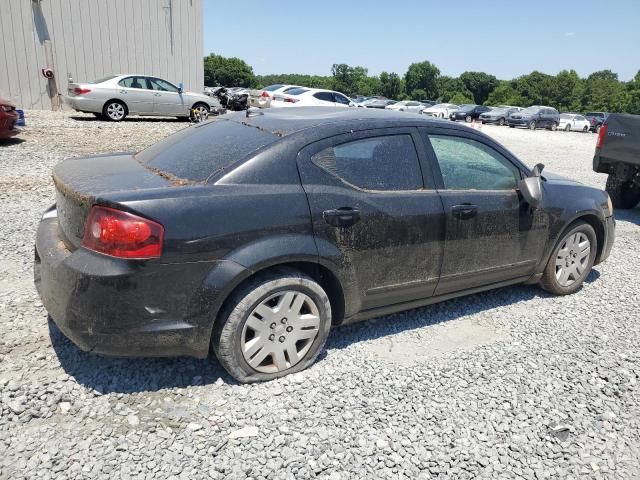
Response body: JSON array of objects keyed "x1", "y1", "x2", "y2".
[
  {"x1": 285, "y1": 88, "x2": 309, "y2": 96},
  {"x1": 136, "y1": 119, "x2": 278, "y2": 182},
  {"x1": 90, "y1": 75, "x2": 118, "y2": 84},
  {"x1": 263, "y1": 84, "x2": 284, "y2": 91}
]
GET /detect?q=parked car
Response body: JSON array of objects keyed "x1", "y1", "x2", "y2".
[
  {"x1": 508, "y1": 106, "x2": 560, "y2": 130},
  {"x1": 593, "y1": 113, "x2": 640, "y2": 208},
  {"x1": 450, "y1": 104, "x2": 492, "y2": 122},
  {"x1": 558, "y1": 113, "x2": 591, "y2": 132},
  {"x1": 479, "y1": 106, "x2": 521, "y2": 126},
  {"x1": 248, "y1": 84, "x2": 302, "y2": 109},
  {"x1": 365, "y1": 99, "x2": 397, "y2": 109},
  {"x1": 65, "y1": 75, "x2": 219, "y2": 121},
  {"x1": 385, "y1": 100, "x2": 424, "y2": 113},
  {"x1": 421, "y1": 103, "x2": 459, "y2": 119},
  {"x1": 0, "y1": 97, "x2": 20, "y2": 139},
  {"x1": 585, "y1": 112, "x2": 608, "y2": 133},
  {"x1": 35, "y1": 107, "x2": 615, "y2": 383},
  {"x1": 271, "y1": 88, "x2": 354, "y2": 108},
  {"x1": 420, "y1": 100, "x2": 438, "y2": 107}
]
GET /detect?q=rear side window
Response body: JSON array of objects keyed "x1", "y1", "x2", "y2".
[
  {"x1": 429, "y1": 135, "x2": 520, "y2": 191},
  {"x1": 314, "y1": 92, "x2": 334, "y2": 102},
  {"x1": 285, "y1": 88, "x2": 309, "y2": 96},
  {"x1": 136, "y1": 119, "x2": 278, "y2": 182},
  {"x1": 311, "y1": 135, "x2": 422, "y2": 191},
  {"x1": 119, "y1": 76, "x2": 147, "y2": 89}
]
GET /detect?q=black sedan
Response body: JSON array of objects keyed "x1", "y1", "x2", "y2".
[
  {"x1": 585, "y1": 111, "x2": 608, "y2": 133},
  {"x1": 35, "y1": 108, "x2": 615, "y2": 383},
  {"x1": 450, "y1": 104, "x2": 492, "y2": 122}
]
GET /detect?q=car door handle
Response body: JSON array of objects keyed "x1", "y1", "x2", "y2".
[
  {"x1": 323, "y1": 207, "x2": 361, "y2": 227},
  {"x1": 451, "y1": 204, "x2": 478, "y2": 219},
  {"x1": 119, "y1": 90, "x2": 127, "y2": 94},
  {"x1": 153, "y1": 92, "x2": 161, "y2": 96}
]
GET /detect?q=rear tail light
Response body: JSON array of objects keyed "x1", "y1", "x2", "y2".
[
  {"x1": 596, "y1": 124, "x2": 608, "y2": 149},
  {"x1": 283, "y1": 97, "x2": 299, "y2": 103},
  {"x1": 73, "y1": 87, "x2": 92, "y2": 94},
  {"x1": 261, "y1": 91, "x2": 270, "y2": 98},
  {"x1": 82, "y1": 206, "x2": 164, "y2": 259}
]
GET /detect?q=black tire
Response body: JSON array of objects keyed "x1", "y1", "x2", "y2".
[
  {"x1": 498, "y1": 118, "x2": 505, "y2": 126},
  {"x1": 528, "y1": 120, "x2": 536, "y2": 130},
  {"x1": 549, "y1": 122, "x2": 558, "y2": 131},
  {"x1": 190, "y1": 102, "x2": 210, "y2": 122},
  {"x1": 540, "y1": 221, "x2": 597, "y2": 295},
  {"x1": 564, "y1": 124, "x2": 571, "y2": 131},
  {"x1": 509, "y1": 125, "x2": 515, "y2": 128},
  {"x1": 211, "y1": 268, "x2": 332, "y2": 383},
  {"x1": 595, "y1": 124, "x2": 601, "y2": 134},
  {"x1": 102, "y1": 100, "x2": 127, "y2": 122},
  {"x1": 606, "y1": 174, "x2": 640, "y2": 209},
  {"x1": 465, "y1": 115, "x2": 472, "y2": 123},
  {"x1": 583, "y1": 126, "x2": 589, "y2": 132}
]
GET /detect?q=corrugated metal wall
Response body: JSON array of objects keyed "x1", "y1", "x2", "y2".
[{"x1": 0, "y1": 0, "x2": 203, "y2": 110}]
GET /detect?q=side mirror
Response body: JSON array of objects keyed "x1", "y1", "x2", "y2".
[
  {"x1": 519, "y1": 163, "x2": 545, "y2": 208},
  {"x1": 178, "y1": 82, "x2": 184, "y2": 94}
]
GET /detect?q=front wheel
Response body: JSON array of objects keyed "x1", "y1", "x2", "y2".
[
  {"x1": 190, "y1": 103, "x2": 210, "y2": 122},
  {"x1": 606, "y1": 174, "x2": 640, "y2": 209},
  {"x1": 583, "y1": 126, "x2": 589, "y2": 132},
  {"x1": 211, "y1": 269, "x2": 332, "y2": 383},
  {"x1": 550, "y1": 122, "x2": 558, "y2": 131},
  {"x1": 465, "y1": 115, "x2": 472, "y2": 123},
  {"x1": 498, "y1": 118, "x2": 505, "y2": 126},
  {"x1": 528, "y1": 120, "x2": 536, "y2": 130},
  {"x1": 540, "y1": 221, "x2": 597, "y2": 295},
  {"x1": 564, "y1": 124, "x2": 571, "y2": 131}
]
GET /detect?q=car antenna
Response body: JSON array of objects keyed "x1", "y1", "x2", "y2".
[{"x1": 246, "y1": 107, "x2": 264, "y2": 118}]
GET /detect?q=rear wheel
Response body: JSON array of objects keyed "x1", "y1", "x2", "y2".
[
  {"x1": 583, "y1": 125, "x2": 589, "y2": 132},
  {"x1": 465, "y1": 115, "x2": 472, "y2": 123},
  {"x1": 528, "y1": 120, "x2": 536, "y2": 130},
  {"x1": 498, "y1": 118, "x2": 505, "y2": 126},
  {"x1": 550, "y1": 122, "x2": 558, "y2": 131},
  {"x1": 606, "y1": 174, "x2": 640, "y2": 209},
  {"x1": 540, "y1": 221, "x2": 597, "y2": 295},
  {"x1": 211, "y1": 269, "x2": 332, "y2": 383},
  {"x1": 564, "y1": 124, "x2": 571, "y2": 131},
  {"x1": 103, "y1": 100, "x2": 127, "y2": 122},
  {"x1": 595, "y1": 124, "x2": 601, "y2": 134}
]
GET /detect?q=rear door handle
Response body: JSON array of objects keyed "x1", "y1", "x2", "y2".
[
  {"x1": 323, "y1": 207, "x2": 361, "y2": 227},
  {"x1": 451, "y1": 204, "x2": 478, "y2": 219}
]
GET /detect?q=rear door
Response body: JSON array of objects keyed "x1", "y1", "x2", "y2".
[
  {"x1": 117, "y1": 76, "x2": 155, "y2": 114},
  {"x1": 422, "y1": 128, "x2": 548, "y2": 294},
  {"x1": 312, "y1": 91, "x2": 336, "y2": 106},
  {"x1": 148, "y1": 77, "x2": 187, "y2": 115},
  {"x1": 297, "y1": 128, "x2": 445, "y2": 314}
]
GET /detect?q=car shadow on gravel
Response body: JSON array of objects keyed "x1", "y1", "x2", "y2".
[
  {"x1": 614, "y1": 207, "x2": 640, "y2": 226},
  {"x1": 48, "y1": 319, "x2": 236, "y2": 393},
  {"x1": 70, "y1": 116, "x2": 187, "y2": 123},
  {"x1": 0, "y1": 138, "x2": 26, "y2": 146},
  {"x1": 49, "y1": 271, "x2": 602, "y2": 393}
]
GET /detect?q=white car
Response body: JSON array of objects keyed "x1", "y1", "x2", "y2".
[
  {"x1": 558, "y1": 113, "x2": 591, "y2": 132},
  {"x1": 248, "y1": 84, "x2": 302, "y2": 108},
  {"x1": 64, "y1": 74, "x2": 219, "y2": 121},
  {"x1": 421, "y1": 103, "x2": 460, "y2": 118},
  {"x1": 385, "y1": 100, "x2": 423, "y2": 113},
  {"x1": 270, "y1": 88, "x2": 354, "y2": 108}
]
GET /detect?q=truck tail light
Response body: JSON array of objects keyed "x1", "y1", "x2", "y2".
[
  {"x1": 73, "y1": 87, "x2": 92, "y2": 94},
  {"x1": 596, "y1": 124, "x2": 608, "y2": 149},
  {"x1": 82, "y1": 206, "x2": 164, "y2": 259}
]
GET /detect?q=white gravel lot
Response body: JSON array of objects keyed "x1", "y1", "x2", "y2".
[{"x1": 0, "y1": 111, "x2": 639, "y2": 479}]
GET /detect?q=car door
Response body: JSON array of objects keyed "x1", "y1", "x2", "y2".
[
  {"x1": 422, "y1": 129, "x2": 549, "y2": 295},
  {"x1": 475, "y1": 106, "x2": 490, "y2": 119},
  {"x1": 297, "y1": 128, "x2": 445, "y2": 314},
  {"x1": 313, "y1": 91, "x2": 336, "y2": 106},
  {"x1": 332, "y1": 92, "x2": 352, "y2": 108},
  {"x1": 147, "y1": 77, "x2": 187, "y2": 115},
  {"x1": 116, "y1": 76, "x2": 155, "y2": 114}
]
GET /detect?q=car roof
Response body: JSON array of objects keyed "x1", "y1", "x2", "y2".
[{"x1": 221, "y1": 107, "x2": 476, "y2": 137}]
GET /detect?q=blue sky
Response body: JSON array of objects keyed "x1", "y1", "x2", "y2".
[{"x1": 203, "y1": 0, "x2": 640, "y2": 81}]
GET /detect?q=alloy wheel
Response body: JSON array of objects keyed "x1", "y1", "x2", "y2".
[
  {"x1": 241, "y1": 290, "x2": 321, "y2": 373},
  {"x1": 106, "y1": 103, "x2": 125, "y2": 121},
  {"x1": 554, "y1": 232, "x2": 591, "y2": 287},
  {"x1": 192, "y1": 105, "x2": 209, "y2": 122}
]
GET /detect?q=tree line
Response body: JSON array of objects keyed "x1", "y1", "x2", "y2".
[{"x1": 204, "y1": 53, "x2": 640, "y2": 114}]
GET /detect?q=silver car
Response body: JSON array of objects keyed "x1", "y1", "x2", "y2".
[{"x1": 65, "y1": 74, "x2": 219, "y2": 121}]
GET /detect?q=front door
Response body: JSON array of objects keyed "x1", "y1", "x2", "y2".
[
  {"x1": 297, "y1": 128, "x2": 445, "y2": 315},
  {"x1": 117, "y1": 76, "x2": 155, "y2": 114},
  {"x1": 147, "y1": 77, "x2": 187, "y2": 116},
  {"x1": 424, "y1": 130, "x2": 549, "y2": 295}
]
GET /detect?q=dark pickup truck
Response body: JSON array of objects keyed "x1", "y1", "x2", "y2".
[{"x1": 593, "y1": 113, "x2": 640, "y2": 209}]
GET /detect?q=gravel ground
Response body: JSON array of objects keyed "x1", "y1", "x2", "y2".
[{"x1": 1, "y1": 111, "x2": 639, "y2": 479}]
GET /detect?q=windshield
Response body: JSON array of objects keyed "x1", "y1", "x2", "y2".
[
  {"x1": 432, "y1": 104, "x2": 450, "y2": 109},
  {"x1": 521, "y1": 106, "x2": 541, "y2": 114},
  {"x1": 560, "y1": 114, "x2": 572, "y2": 119},
  {"x1": 458, "y1": 105, "x2": 476, "y2": 112},
  {"x1": 488, "y1": 108, "x2": 507, "y2": 114},
  {"x1": 586, "y1": 112, "x2": 604, "y2": 118},
  {"x1": 90, "y1": 75, "x2": 118, "y2": 84},
  {"x1": 136, "y1": 119, "x2": 279, "y2": 182},
  {"x1": 263, "y1": 84, "x2": 284, "y2": 91}
]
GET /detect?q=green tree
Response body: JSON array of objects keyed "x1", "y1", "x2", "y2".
[
  {"x1": 459, "y1": 71, "x2": 498, "y2": 104},
  {"x1": 584, "y1": 70, "x2": 630, "y2": 112},
  {"x1": 379, "y1": 72, "x2": 402, "y2": 99},
  {"x1": 405, "y1": 61, "x2": 440, "y2": 99},
  {"x1": 552, "y1": 70, "x2": 585, "y2": 112},
  {"x1": 484, "y1": 80, "x2": 524, "y2": 106},
  {"x1": 449, "y1": 92, "x2": 474, "y2": 105},
  {"x1": 626, "y1": 71, "x2": 640, "y2": 114},
  {"x1": 330, "y1": 64, "x2": 369, "y2": 96},
  {"x1": 203, "y1": 53, "x2": 256, "y2": 88},
  {"x1": 436, "y1": 76, "x2": 473, "y2": 102}
]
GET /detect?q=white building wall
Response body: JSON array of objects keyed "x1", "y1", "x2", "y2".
[{"x1": 0, "y1": 0, "x2": 203, "y2": 109}]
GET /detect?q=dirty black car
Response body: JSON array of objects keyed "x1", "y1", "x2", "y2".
[{"x1": 35, "y1": 108, "x2": 615, "y2": 383}]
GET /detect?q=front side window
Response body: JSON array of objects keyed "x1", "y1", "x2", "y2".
[
  {"x1": 312, "y1": 135, "x2": 422, "y2": 191},
  {"x1": 314, "y1": 92, "x2": 335, "y2": 102},
  {"x1": 333, "y1": 93, "x2": 351, "y2": 105},
  {"x1": 148, "y1": 78, "x2": 179, "y2": 92},
  {"x1": 429, "y1": 135, "x2": 520, "y2": 191}
]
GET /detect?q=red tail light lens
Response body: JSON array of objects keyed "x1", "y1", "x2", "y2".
[
  {"x1": 74, "y1": 87, "x2": 92, "y2": 94},
  {"x1": 283, "y1": 97, "x2": 299, "y2": 103},
  {"x1": 261, "y1": 91, "x2": 270, "y2": 98},
  {"x1": 82, "y1": 206, "x2": 164, "y2": 259},
  {"x1": 596, "y1": 124, "x2": 608, "y2": 149}
]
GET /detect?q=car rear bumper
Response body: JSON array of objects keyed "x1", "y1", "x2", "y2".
[
  {"x1": 63, "y1": 95, "x2": 103, "y2": 114},
  {"x1": 507, "y1": 119, "x2": 529, "y2": 126},
  {"x1": 248, "y1": 96, "x2": 270, "y2": 108},
  {"x1": 34, "y1": 212, "x2": 230, "y2": 358}
]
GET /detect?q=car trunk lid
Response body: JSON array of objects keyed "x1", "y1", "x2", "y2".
[{"x1": 53, "y1": 153, "x2": 175, "y2": 248}]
